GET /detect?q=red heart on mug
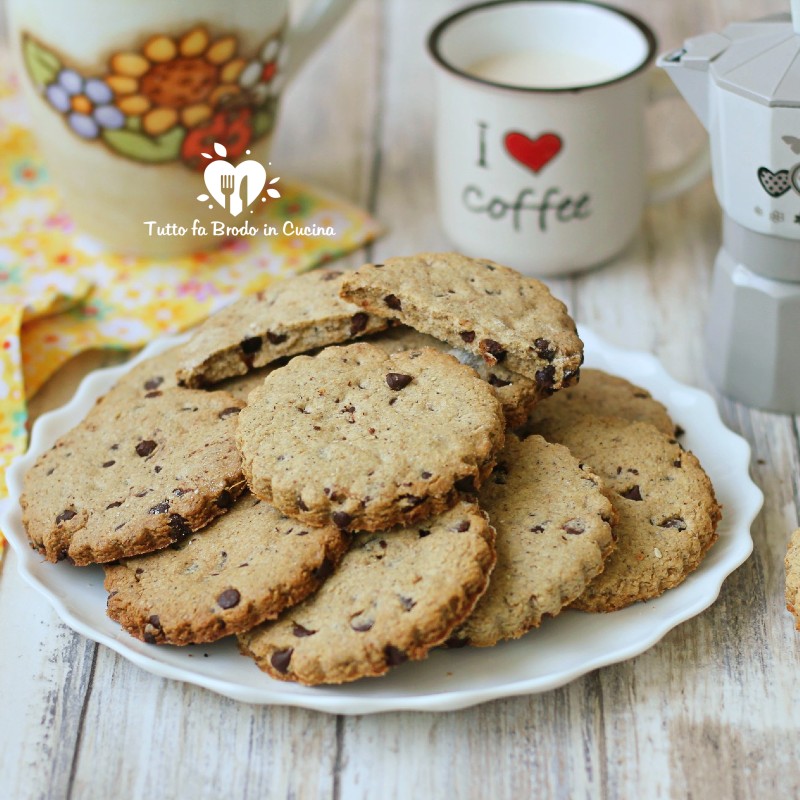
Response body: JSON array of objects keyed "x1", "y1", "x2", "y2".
[{"x1": 504, "y1": 131, "x2": 563, "y2": 173}]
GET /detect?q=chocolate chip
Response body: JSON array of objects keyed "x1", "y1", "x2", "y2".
[
  {"x1": 621, "y1": 486, "x2": 643, "y2": 501},
  {"x1": 350, "y1": 312, "x2": 369, "y2": 336},
  {"x1": 216, "y1": 490, "x2": 234, "y2": 509},
  {"x1": 135, "y1": 440, "x2": 157, "y2": 457},
  {"x1": 297, "y1": 497, "x2": 308, "y2": 512},
  {"x1": 154, "y1": 466, "x2": 162, "y2": 474},
  {"x1": 267, "y1": 331, "x2": 287, "y2": 345},
  {"x1": 148, "y1": 615, "x2": 162, "y2": 629},
  {"x1": 454, "y1": 475, "x2": 476, "y2": 493},
  {"x1": 418, "y1": 529, "x2": 431, "y2": 538},
  {"x1": 292, "y1": 624, "x2": 316, "y2": 637},
  {"x1": 399, "y1": 595, "x2": 416, "y2": 611},
  {"x1": 659, "y1": 516, "x2": 686, "y2": 530},
  {"x1": 270, "y1": 648, "x2": 293, "y2": 674},
  {"x1": 533, "y1": 338, "x2": 556, "y2": 361},
  {"x1": 217, "y1": 588, "x2": 240, "y2": 609},
  {"x1": 480, "y1": 338, "x2": 507, "y2": 362},
  {"x1": 55, "y1": 509, "x2": 76, "y2": 524},
  {"x1": 144, "y1": 391, "x2": 162, "y2": 399},
  {"x1": 312, "y1": 558, "x2": 335, "y2": 581},
  {"x1": 398, "y1": 494, "x2": 424, "y2": 509},
  {"x1": 110, "y1": 443, "x2": 119, "y2": 450},
  {"x1": 445, "y1": 636, "x2": 470, "y2": 648},
  {"x1": 460, "y1": 330, "x2": 475, "y2": 344},
  {"x1": 675, "y1": 425, "x2": 686, "y2": 437},
  {"x1": 102, "y1": 460, "x2": 115, "y2": 468},
  {"x1": 386, "y1": 372, "x2": 413, "y2": 390},
  {"x1": 563, "y1": 368, "x2": 580, "y2": 386},
  {"x1": 530, "y1": 525, "x2": 545, "y2": 533},
  {"x1": 143, "y1": 376, "x2": 163, "y2": 391},
  {"x1": 240, "y1": 336, "x2": 262, "y2": 354},
  {"x1": 563, "y1": 519, "x2": 586, "y2": 535},
  {"x1": 535, "y1": 365, "x2": 556, "y2": 390},
  {"x1": 219, "y1": 407, "x2": 241, "y2": 419},
  {"x1": 488, "y1": 373, "x2": 511, "y2": 388},
  {"x1": 493, "y1": 464, "x2": 508, "y2": 485},
  {"x1": 455, "y1": 520, "x2": 470, "y2": 532},
  {"x1": 384, "y1": 294, "x2": 402, "y2": 311},
  {"x1": 149, "y1": 501, "x2": 169, "y2": 514},
  {"x1": 384, "y1": 645, "x2": 408, "y2": 666},
  {"x1": 421, "y1": 471, "x2": 432, "y2": 479},
  {"x1": 106, "y1": 501, "x2": 122, "y2": 509},
  {"x1": 143, "y1": 631, "x2": 157, "y2": 645},
  {"x1": 168, "y1": 514, "x2": 192, "y2": 540},
  {"x1": 350, "y1": 617, "x2": 374, "y2": 632},
  {"x1": 332, "y1": 511, "x2": 352, "y2": 530},
  {"x1": 673, "y1": 459, "x2": 682, "y2": 468}
]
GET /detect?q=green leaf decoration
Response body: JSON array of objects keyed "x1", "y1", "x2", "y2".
[
  {"x1": 22, "y1": 35, "x2": 61, "y2": 87},
  {"x1": 101, "y1": 126, "x2": 185, "y2": 163},
  {"x1": 253, "y1": 107, "x2": 276, "y2": 139}
]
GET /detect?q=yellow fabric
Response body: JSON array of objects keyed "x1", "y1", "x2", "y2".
[{"x1": 0, "y1": 79, "x2": 381, "y2": 561}]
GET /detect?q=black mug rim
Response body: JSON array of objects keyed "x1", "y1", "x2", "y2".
[{"x1": 426, "y1": 0, "x2": 659, "y2": 94}]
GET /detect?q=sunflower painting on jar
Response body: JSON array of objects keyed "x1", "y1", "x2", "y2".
[{"x1": 21, "y1": 25, "x2": 283, "y2": 170}]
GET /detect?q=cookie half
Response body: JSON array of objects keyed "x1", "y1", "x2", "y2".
[
  {"x1": 340, "y1": 252, "x2": 583, "y2": 390},
  {"x1": 524, "y1": 368, "x2": 675, "y2": 436},
  {"x1": 236, "y1": 342, "x2": 505, "y2": 532},
  {"x1": 22, "y1": 387, "x2": 246, "y2": 565},
  {"x1": 454, "y1": 434, "x2": 616, "y2": 647},
  {"x1": 104, "y1": 493, "x2": 349, "y2": 645},
  {"x1": 176, "y1": 269, "x2": 389, "y2": 388},
  {"x1": 786, "y1": 529, "x2": 800, "y2": 630},
  {"x1": 528, "y1": 415, "x2": 721, "y2": 611},
  {"x1": 367, "y1": 326, "x2": 541, "y2": 427},
  {"x1": 238, "y1": 500, "x2": 495, "y2": 685}
]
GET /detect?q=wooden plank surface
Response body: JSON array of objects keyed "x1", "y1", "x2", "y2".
[{"x1": 2, "y1": 0, "x2": 799, "y2": 798}]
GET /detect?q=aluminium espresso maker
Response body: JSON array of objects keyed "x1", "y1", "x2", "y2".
[{"x1": 660, "y1": 4, "x2": 800, "y2": 413}]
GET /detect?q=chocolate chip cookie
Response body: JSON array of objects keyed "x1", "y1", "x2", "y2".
[
  {"x1": 366, "y1": 326, "x2": 542, "y2": 427},
  {"x1": 340, "y1": 252, "x2": 583, "y2": 391},
  {"x1": 453, "y1": 434, "x2": 616, "y2": 647},
  {"x1": 786, "y1": 529, "x2": 800, "y2": 630},
  {"x1": 176, "y1": 269, "x2": 389, "y2": 388},
  {"x1": 236, "y1": 342, "x2": 506, "y2": 532},
  {"x1": 238, "y1": 500, "x2": 495, "y2": 685},
  {"x1": 524, "y1": 368, "x2": 675, "y2": 436},
  {"x1": 527, "y1": 415, "x2": 721, "y2": 611},
  {"x1": 112, "y1": 341, "x2": 188, "y2": 396},
  {"x1": 22, "y1": 387, "x2": 246, "y2": 565},
  {"x1": 104, "y1": 492, "x2": 349, "y2": 645}
]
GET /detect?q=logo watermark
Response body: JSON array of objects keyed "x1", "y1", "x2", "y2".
[{"x1": 143, "y1": 141, "x2": 337, "y2": 240}]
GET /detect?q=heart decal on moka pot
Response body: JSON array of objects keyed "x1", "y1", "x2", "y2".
[{"x1": 660, "y1": 0, "x2": 800, "y2": 412}]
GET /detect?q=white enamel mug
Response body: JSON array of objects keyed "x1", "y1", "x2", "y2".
[
  {"x1": 8, "y1": 0, "x2": 356, "y2": 256},
  {"x1": 427, "y1": 0, "x2": 709, "y2": 276}
]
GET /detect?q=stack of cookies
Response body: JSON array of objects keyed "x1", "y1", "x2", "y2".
[{"x1": 21, "y1": 253, "x2": 721, "y2": 686}]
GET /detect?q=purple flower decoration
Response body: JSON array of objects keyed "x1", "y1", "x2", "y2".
[{"x1": 44, "y1": 69, "x2": 125, "y2": 139}]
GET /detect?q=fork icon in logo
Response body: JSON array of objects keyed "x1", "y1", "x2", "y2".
[
  {"x1": 219, "y1": 174, "x2": 235, "y2": 212},
  {"x1": 197, "y1": 142, "x2": 280, "y2": 217}
]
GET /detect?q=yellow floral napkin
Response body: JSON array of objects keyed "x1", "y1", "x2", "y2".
[{"x1": 0, "y1": 75, "x2": 381, "y2": 563}]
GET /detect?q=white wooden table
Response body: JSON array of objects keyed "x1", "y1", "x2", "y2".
[{"x1": 2, "y1": 1, "x2": 798, "y2": 797}]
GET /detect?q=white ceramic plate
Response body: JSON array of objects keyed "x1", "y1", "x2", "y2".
[{"x1": 1, "y1": 327, "x2": 762, "y2": 714}]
